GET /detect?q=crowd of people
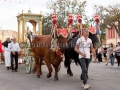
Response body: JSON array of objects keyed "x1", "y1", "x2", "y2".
[
  {"x1": 93, "y1": 42, "x2": 120, "y2": 68},
  {"x1": 0, "y1": 37, "x2": 21, "y2": 72}
]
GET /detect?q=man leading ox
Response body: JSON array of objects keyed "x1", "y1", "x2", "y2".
[{"x1": 74, "y1": 28, "x2": 96, "y2": 89}]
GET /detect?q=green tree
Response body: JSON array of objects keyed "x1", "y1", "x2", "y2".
[
  {"x1": 42, "y1": 0, "x2": 88, "y2": 33},
  {"x1": 93, "y1": 4, "x2": 120, "y2": 37},
  {"x1": 42, "y1": 14, "x2": 52, "y2": 35}
]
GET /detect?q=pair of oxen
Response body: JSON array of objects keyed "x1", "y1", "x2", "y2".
[{"x1": 29, "y1": 28, "x2": 99, "y2": 80}]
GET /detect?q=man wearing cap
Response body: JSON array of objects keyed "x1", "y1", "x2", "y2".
[
  {"x1": 2, "y1": 37, "x2": 11, "y2": 70},
  {"x1": 74, "y1": 28, "x2": 96, "y2": 89},
  {"x1": 8, "y1": 37, "x2": 20, "y2": 72}
]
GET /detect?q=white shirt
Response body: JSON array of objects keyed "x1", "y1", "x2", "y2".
[
  {"x1": 76, "y1": 36, "x2": 92, "y2": 59},
  {"x1": 98, "y1": 47, "x2": 102, "y2": 54},
  {"x1": 8, "y1": 42, "x2": 20, "y2": 52},
  {"x1": 115, "y1": 46, "x2": 120, "y2": 52}
]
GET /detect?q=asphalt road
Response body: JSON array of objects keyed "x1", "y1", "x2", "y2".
[{"x1": 0, "y1": 62, "x2": 120, "y2": 90}]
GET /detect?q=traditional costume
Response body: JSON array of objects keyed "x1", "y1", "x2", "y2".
[{"x1": 2, "y1": 37, "x2": 11, "y2": 69}]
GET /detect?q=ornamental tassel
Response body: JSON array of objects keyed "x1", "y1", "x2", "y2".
[
  {"x1": 68, "y1": 13, "x2": 73, "y2": 39},
  {"x1": 76, "y1": 14, "x2": 82, "y2": 37},
  {"x1": 51, "y1": 13, "x2": 58, "y2": 51}
]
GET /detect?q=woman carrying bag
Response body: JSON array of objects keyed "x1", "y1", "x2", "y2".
[
  {"x1": 108, "y1": 43, "x2": 115, "y2": 67},
  {"x1": 114, "y1": 42, "x2": 120, "y2": 68}
]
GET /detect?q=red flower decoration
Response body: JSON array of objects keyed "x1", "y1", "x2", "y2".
[
  {"x1": 88, "y1": 25, "x2": 96, "y2": 34},
  {"x1": 76, "y1": 14, "x2": 82, "y2": 23},
  {"x1": 94, "y1": 14, "x2": 100, "y2": 23},
  {"x1": 52, "y1": 14, "x2": 57, "y2": 25},
  {"x1": 68, "y1": 14, "x2": 73, "y2": 26}
]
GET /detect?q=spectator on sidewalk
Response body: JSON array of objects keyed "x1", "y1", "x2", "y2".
[
  {"x1": 114, "y1": 42, "x2": 120, "y2": 68},
  {"x1": 103, "y1": 44, "x2": 107, "y2": 62},
  {"x1": 97, "y1": 46, "x2": 103, "y2": 63},
  {"x1": 2, "y1": 37, "x2": 11, "y2": 70},
  {"x1": 108, "y1": 43, "x2": 115, "y2": 67},
  {"x1": 8, "y1": 37, "x2": 21, "y2": 72}
]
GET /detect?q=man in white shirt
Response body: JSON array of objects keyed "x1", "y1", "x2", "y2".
[
  {"x1": 8, "y1": 37, "x2": 20, "y2": 72},
  {"x1": 74, "y1": 28, "x2": 96, "y2": 89}
]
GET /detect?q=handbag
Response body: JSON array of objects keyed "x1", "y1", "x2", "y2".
[{"x1": 116, "y1": 52, "x2": 120, "y2": 56}]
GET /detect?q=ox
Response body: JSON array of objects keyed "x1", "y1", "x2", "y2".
[{"x1": 30, "y1": 29, "x2": 68, "y2": 80}]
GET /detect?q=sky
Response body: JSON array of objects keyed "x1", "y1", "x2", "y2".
[{"x1": 0, "y1": 0, "x2": 120, "y2": 32}]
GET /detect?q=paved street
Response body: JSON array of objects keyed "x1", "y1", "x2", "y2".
[{"x1": 0, "y1": 62, "x2": 120, "y2": 90}]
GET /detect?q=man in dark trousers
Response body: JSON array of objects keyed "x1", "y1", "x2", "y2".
[
  {"x1": 8, "y1": 37, "x2": 20, "y2": 72},
  {"x1": 103, "y1": 44, "x2": 107, "y2": 62},
  {"x1": 74, "y1": 28, "x2": 96, "y2": 89}
]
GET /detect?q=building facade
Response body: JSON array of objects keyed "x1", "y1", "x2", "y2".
[
  {"x1": 106, "y1": 28, "x2": 120, "y2": 46},
  {"x1": 0, "y1": 30, "x2": 18, "y2": 42}
]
